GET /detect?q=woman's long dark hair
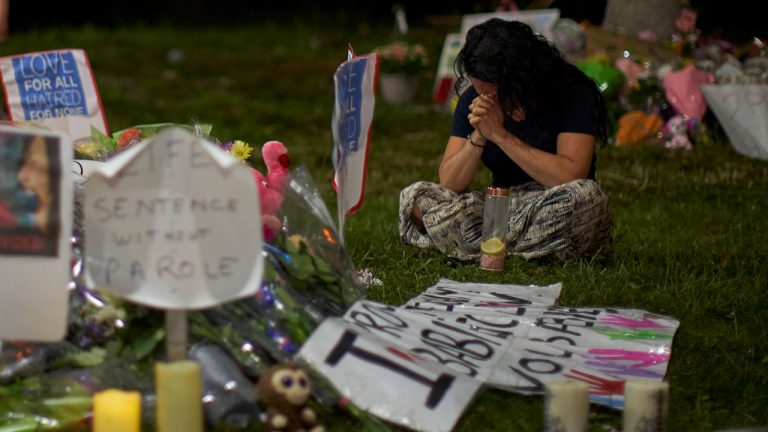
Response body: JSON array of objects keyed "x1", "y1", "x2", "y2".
[{"x1": 454, "y1": 18, "x2": 608, "y2": 144}]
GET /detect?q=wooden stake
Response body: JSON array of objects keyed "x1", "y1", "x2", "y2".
[{"x1": 165, "y1": 309, "x2": 188, "y2": 362}]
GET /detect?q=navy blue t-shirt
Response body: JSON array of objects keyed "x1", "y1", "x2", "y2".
[{"x1": 451, "y1": 82, "x2": 598, "y2": 187}]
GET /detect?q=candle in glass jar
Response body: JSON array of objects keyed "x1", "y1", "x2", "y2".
[
  {"x1": 479, "y1": 186, "x2": 510, "y2": 271},
  {"x1": 156, "y1": 360, "x2": 204, "y2": 432},
  {"x1": 93, "y1": 389, "x2": 141, "y2": 432},
  {"x1": 544, "y1": 380, "x2": 590, "y2": 432},
  {"x1": 622, "y1": 379, "x2": 669, "y2": 432}
]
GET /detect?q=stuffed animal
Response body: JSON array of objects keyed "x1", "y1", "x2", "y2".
[
  {"x1": 663, "y1": 115, "x2": 693, "y2": 150},
  {"x1": 252, "y1": 141, "x2": 290, "y2": 242},
  {"x1": 255, "y1": 363, "x2": 325, "y2": 432}
]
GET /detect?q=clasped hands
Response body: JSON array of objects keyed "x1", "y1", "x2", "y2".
[{"x1": 468, "y1": 93, "x2": 506, "y2": 143}]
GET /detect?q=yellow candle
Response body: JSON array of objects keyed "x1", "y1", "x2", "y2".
[
  {"x1": 93, "y1": 389, "x2": 141, "y2": 432},
  {"x1": 622, "y1": 379, "x2": 669, "y2": 432},
  {"x1": 544, "y1": 380, "x2": 590, "y2": 432},
  {"x1": 155, "y1": 360, "x2": 204, "y2": 432}
]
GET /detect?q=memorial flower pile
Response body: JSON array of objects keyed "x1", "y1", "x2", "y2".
[{"x1": 2, "y1": 125, "x2": 387, "y2": 431}]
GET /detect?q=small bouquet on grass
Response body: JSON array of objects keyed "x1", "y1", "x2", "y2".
[
  {"x1": 74, "y1": 122, "x2": 213, "y2": 160},
  {"x1": 374, "y1": 40, "x2": 429, "y2": 75}
]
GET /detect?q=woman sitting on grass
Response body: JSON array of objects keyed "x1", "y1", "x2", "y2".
[{"x1": 399, "y1": 18, "x2": 612, "y2": 262}]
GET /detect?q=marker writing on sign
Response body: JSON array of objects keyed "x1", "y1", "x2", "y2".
[
  {"x1": 325, "y1": 330, "x2": 455, "y2": 410},
  {"x1": 91, "y1": 195, "x2": 238, "y2": 223},
  {"x1": 347, "y1": 302, "x2": 409, "y2": 339},
  {"x1": 119, "y1": 138, "x2": 212, "y2": 177},
  {"x1": 102, "y1": 255, "x2": 238, "y2": 285}
]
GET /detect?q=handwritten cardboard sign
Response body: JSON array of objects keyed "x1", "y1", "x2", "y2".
[
  {"x1": 83, "y1": 128, "x2": 263, "y2": 309},
  {"x1": 332, "y1": 52, "x2": 378, "y2": 239},
  {"x1": 0, "y1": 49, "x2": 109, "y2": 142},
  {"x1": 0, "y1": 125, "x2": 72, "y2": 341},
  {"x1": 701, "y1": 84, "x2": 768, "y2": 160},
  {"x1": 299, "y1": 318, "x2": 482, "y2": 432}
]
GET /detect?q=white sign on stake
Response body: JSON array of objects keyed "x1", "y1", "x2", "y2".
[
  {"x1": 83, "y1": 127, "x2": 264, "y2": 310},
  {"x1": 0, "y1": 125, "x2": 72, "y2": 341},
  {"x1": 0, "y1": 49, "x2": 109, "y2": 142},
  {"x1": 459, "y1": 9, "x2": 561, "y2": 42},
  {"x1": 701, "y1": 84, "x2": 768, "y2": 160},
  {"x1": 432, "y1": 33, "x2": 464, "y2": 105},
  {"x1": 331, "y1": 51, "x2": 378, "y2": 241}
]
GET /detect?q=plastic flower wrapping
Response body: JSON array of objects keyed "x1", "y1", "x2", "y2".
[{"x1": 0, "y1": 123, "x2": 389, "y2": 431}]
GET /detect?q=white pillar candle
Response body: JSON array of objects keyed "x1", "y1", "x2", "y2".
[
  {"x1": 622, "y1": 379, "x2": 669, "y2": 432},
  {"x1": 544, "y1": 380, "x2": 590, "y2": 432}
]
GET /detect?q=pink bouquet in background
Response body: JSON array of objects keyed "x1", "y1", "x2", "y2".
[{"x1": 375, "y1": 40, "x2": 429, "y2": 75}]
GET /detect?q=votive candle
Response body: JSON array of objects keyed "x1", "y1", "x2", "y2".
[
  {"x1": 93, "y1": 389, "x2": 141, "y2": 432},
  {"x1": 544, "y1": 379, "x2": 590, "y2": 432},
  {"x1": 156, "y1": 360, "x2": 204, "y2": 432},
  {"x1": 622, "y1": 379, "x2": 669, "y2": 432}
]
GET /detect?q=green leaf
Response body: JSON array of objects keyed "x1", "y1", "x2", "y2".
[
  {"x1": 132, "y1": 328, "x2": 165, "y2": 360},
  {"x1": 62, "y1": 347, "x2": 107, "y2": 368}
]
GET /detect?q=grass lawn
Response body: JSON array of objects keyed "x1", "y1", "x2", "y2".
[{"x1": 2, "y1": 17, "x2": 767, "y2": 431}]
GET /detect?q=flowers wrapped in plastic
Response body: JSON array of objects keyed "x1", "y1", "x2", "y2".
[
  {"x1": 1, "y1": 122, "x2": 387, "y2": 430},
  {"x1": 74, "y1": 122, "x2": 214, "y2": 161}
]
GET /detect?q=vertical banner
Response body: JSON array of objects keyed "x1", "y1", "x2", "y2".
[
  {"x1": 331, "y1": 51, "x2": 378, "y2": 241},
  {"x1": 0, "y1": 125, "x2": 72, "y2": 341},
  {"x1": 0, "y1": 49, "x2": 109, "y2": 142}
]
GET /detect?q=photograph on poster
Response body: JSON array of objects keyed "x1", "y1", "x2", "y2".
[{"x1": 0, "y1": 129, "x2": 61, "y2": 256}]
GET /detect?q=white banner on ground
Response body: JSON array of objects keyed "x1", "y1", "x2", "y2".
[
  {"x1": 331, "y1": 52, "x2": 378, "y2": 240},
  {"x1": 300, "y1": 278, "x2": 678, "y2": 431},
  {"x1": 0, "y1": 126, "x2": 72, "y2": 341},
  {"x1": 83, "y1": 128, "x2": 263, "y2": 309},
  {"x1": 701, "y1": 84, "x2": 768, "y2": 160},
  {"x1": 343, "y1": 298, "x2": 677, "y2": 409},
  {"x1": 0, "y1": 49, "x2": 109, "y2": 142},
  {"x1": 299, "y1": 318, "x2": 481, "y2": 432}
]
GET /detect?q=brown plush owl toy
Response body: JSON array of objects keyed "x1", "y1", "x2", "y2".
[{"x1": 255, "y1": 363, "x2": 325, "y2": 432}]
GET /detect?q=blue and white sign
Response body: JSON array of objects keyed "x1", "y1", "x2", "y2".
[
  {"x1": 331, "y1": 51, "x2": 378, "y2": 240},
  {"x1": 0, "y1": 49, "x2": 109, "y2": 141}
]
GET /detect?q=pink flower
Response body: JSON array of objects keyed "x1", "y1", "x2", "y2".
[{"x1": 676, "y1": 8, "x2": 697, "y2": 34}]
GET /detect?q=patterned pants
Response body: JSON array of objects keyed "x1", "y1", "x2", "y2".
[{"x1": 399, "y1": 179, "x2": 613, "y2": 261}]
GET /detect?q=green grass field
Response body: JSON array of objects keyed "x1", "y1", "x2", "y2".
[{"x1": 2, "y1": 18, "x2": 767, "y2": 431}]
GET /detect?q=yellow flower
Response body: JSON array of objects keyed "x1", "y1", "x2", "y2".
[{"x1": 229, "y1": 140, "x2": 253, "y2": 162}]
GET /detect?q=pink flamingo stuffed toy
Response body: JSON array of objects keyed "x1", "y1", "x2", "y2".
[{"x1": 252, "y1": 140, "x2": 290, "y2": 242}]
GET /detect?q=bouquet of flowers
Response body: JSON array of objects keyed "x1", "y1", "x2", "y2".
[
  {"x1": 75, "y1": 122, "x2": 214, "y2": 160},
  {"x1": 375, "y1": 40, "x2": 429, "y2": 75}
]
